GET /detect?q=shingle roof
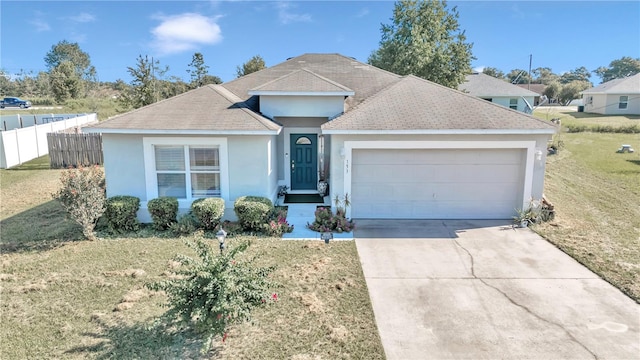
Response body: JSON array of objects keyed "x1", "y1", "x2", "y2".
[
  {"x1": 582, "y1": 73, "x2": 640, "y2": 94},
  {"x1": 516, "y1": 83, "x2": 546, "y2": 96},
  {"x1": 322, "y1": 75, "x2": 556, "y2": 132},
  {"x1": 89, "y1": 85, "x2": 280, "y2": 133},
  {"x1": 459, "y1": 73, "x2": 540, "y2": 97},
  {"x1": 88, "y1": 54, "x2": 555, "y2": 134},
  {"x1": 249, "y1": 68, "x2": 354, "y2": 94},
  {"x1": 223, "y1": 53, "x2": 400, "y2": 111}
]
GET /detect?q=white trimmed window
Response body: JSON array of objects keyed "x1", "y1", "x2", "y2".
[
  {"x1": 154, "y1": 146, "x2": 220, "y2": 198},
  {"x1": 509, "y1": 98, "x2": 518, "y2": 110},
  {"x1": 619, "y1": 96, "x2": 628, "y2": 109},
  {"x1": 144, "y1": 138, "x2": 229, "y2": 203}
]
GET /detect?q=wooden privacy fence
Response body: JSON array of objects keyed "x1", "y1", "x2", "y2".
[{"x1": 47, "y1": 133, "x2": 103, "y2": 168}]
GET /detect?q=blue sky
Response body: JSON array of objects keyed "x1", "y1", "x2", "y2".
[{"x1": 1, "y1": 1, "x2": 639, "y2": 84}]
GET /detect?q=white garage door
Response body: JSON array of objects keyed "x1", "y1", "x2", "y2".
[{"x1": 351, "y1": 149, "x2": 525, "y2": 219}]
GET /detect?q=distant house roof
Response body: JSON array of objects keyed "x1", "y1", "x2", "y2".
[
  {"x1": 322, "y1": 75, "x2": 556, "y2": 134},
  {"x1": 582, "y1": 73, "x2": 640, "y2": 94},
  {"x1": 516, "y1": 83, "x2": 546, "y2": 96},
  {"x1": 459, "y1": 73, "x2": 539, "y2": 98},
  {"x1": 88, "y1": 54, "x2": 556, "y2": 135}
]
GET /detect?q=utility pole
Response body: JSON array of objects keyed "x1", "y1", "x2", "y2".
[{"x1": 528, "y1": 54, "x2": 532, "y2": 90}]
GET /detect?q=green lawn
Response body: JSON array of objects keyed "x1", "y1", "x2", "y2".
[
  {"x1": 0, "y1": 158, "x2": 384, "y2": 359},
  {"x1": 532, "y1": 108, "x2": 640, "y2": 301}
]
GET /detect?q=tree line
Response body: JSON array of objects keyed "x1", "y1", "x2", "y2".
[
  {"x1": 2, "y1": 0, "x2": 639, "y2": 111},
  {"x1": 0, "y1": 40, "x2": 266, "y2": 110}
]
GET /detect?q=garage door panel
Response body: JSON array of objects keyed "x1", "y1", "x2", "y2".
[{"x1": 351, "y1": 149, "x2": 525, "y2": 219}]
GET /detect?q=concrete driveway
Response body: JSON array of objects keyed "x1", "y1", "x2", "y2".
[{"x1": 355, "y1": 220, "x2": 640, "y2": 360}]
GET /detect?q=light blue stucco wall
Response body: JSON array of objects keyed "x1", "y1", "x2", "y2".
[{"x1": 102, "y1": 134, "x2": 277, "y2": 222}]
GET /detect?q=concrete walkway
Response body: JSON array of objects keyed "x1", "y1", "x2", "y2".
[
  {"x1": 355, "y1": 220, "x2": 640, "y2": 360},
  {"x1": 282, "y1": 203, "x2": 353, "y2": 240}
]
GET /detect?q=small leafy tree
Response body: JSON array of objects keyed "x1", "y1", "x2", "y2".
[
  {"x1": 53, "y1": 166, "x2": 106, "y2": 240},
  {"x1": 236, "y1": 55, "x2": 266, "y2": 78},
  {"x1": 481, "y1": 67, "x2": 505, "y2": 79},
  {"x1": 147, "y1": 235, "x2": 277, "y2": 352}
]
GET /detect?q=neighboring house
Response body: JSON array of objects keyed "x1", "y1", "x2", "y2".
[
  {"x1": 516, "y1": 83, "x2": 550, "y2": 105},
  {"x1": 582, "y1": 73, "x2": 640, "y2": 115},
  {"x1": 459, "y1": 72, "x2": 539, "y2": 113},
  {"x1": 85, "y1": 54, "x2": 556, "y2": 221}
]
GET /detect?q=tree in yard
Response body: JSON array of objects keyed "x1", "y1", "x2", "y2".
[
  {"x1": 481, "y1": 67, "x2": 505, "y2": 79},
  {"x1": 559, "y1": 66, "x2": 591, "y2": 84},
  {"x1": 368, "y1": 0, "x2": 474, "y2": 88},
  {"x1": 506, "y1": 69, "x2": 532, "y2": 84},
  {"x1": 557, "y1": 80, "x2": 590, "y2": 105},
  {"x1": 119, "y1": 55, "x2": 168, "y2": 109},
  {"x1": 50, "y1": 61, "x2": 84, "y2": 102},
  {"x1": 542, "y1": 81, "x2": 561, "y2": 102},
  {"x1": 594, "y1": 56, "x2": 640, "y2": 83},
  {"x1": 236, "y1": 55, "x2": 266, "y2": 78}
]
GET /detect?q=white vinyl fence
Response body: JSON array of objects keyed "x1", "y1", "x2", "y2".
[{"x1": 0, "y1": 113, "x2": 97, "y2": 169}]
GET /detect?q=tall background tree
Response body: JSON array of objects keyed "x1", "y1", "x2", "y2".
[
  {"x1": 532, "y1": 67, "x2": 559, "y2": 85},
  {"x1": 481, "y1": 67, "x2": 504, "y2": 79},
  {"x1": 186, "y1": 52, "x2": 221, "y2": 88},
  {"x1": 560, "y1": 66, "x2": 591, "y2": 85},
  {"x1": 44, "y1": 40, "x2": 96, "y2": 99},
  {"x1": 119, "y1": 55, "x2": 168, "y2": 109},
  {"x1": 236, "y1": 55, "x2": 266, "y2": 78},
  {"x1": 506, "y1": 69, "x2": 532, "y2": 84},
  {"x1": 368, "y1": 0, "x2": 474, "y2": 88},
  {"x1": 594, "y1": 56, "x2": 640, "y2": 83}
]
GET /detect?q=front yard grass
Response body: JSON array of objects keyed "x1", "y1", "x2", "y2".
[
  {"x1": 533, "y1": 108, "x2": 640, "y2": 301},
  {"x1": 0, "y1": 157, "x2": 384, "y2": 359}
]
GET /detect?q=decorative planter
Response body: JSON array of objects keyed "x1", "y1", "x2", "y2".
[{"x1": 318, "y1": 181, "x2": 328, "y2": 197}]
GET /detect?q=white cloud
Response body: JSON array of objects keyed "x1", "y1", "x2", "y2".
[
  {"x1": 69, "y1": 12, "x2": 96, "y2": 23},
  {"x1": 276, "y1": 2, "x2": 311, "y2": 25},
  {"x1": 150, "y1": 13, "x2": 223, "y2": 55},
  {"x1": 473, "y1": 66, "x2": 485, "y2": 73},
  {"x1": 29, "y1": 19, "x2": 51, "y2": 32},
  {"x1": 355, "y1": 8, "x2": 370, "y2": 18}
]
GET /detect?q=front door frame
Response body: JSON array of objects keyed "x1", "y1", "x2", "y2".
[{"x1": 284, "y1": 127, "x2": 321, "y2": 194}]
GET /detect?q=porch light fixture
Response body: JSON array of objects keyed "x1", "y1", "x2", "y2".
[
  {"x1": 216, "y1": 229, "x2": 227, "y2": 254},
  {"x1": 339, "y1": 147, "x2": 345, "y2": 159}
]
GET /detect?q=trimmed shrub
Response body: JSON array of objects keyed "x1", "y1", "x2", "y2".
[
  {"x1": 104, "y1": 195, "x2": 140, "y2": 233},
  {"x1": 148, "y1": 197, "x2": 179, "y2": 230},
  {"x1": 234, "y1": 196, "x2": 274, "y2": 231},
  {"x1": 191, "y1": 197, "x2": 225, "y2": 230},
  {"x1": 53, "y1": 165, "x2": 106, "y2": 241}
]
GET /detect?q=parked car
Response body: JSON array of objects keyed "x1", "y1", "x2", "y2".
[{"x1": 0, "y1": 97, "x2": 32, "y2": 109}]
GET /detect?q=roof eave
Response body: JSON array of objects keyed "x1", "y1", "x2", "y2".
[
  {"x1": 248, "y1": 90, "x2": 355, "y2": 97},
  {"x1": 321, "y1": 129, "x2": 557, "y2": 135},
  {"x1": 84, "y1": 128, "x2": 282, "y2": 135}
]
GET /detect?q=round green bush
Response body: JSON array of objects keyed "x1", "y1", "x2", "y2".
[
  {"x1": 148, "y1": 197, "x2": 179, "y2": 230},
  {"x1": 191, "y1": 197, "x2": 225, "y2": 230},
  {"x1": 105, "y1": 195, "x2": 140, "y2": 232},
  {"x1": 234, "y1": 196, "x2": 274, "y2": 231}
]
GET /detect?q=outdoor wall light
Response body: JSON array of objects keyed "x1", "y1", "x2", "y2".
[
  {"x1": 216, "y1": 229, "x2": 227, "y2": 254},
  {"x1": 535, "y1": 149, "x2": 543, "y2": 162},
  {"x1": 339, "y1": 147, "x2": 345, "y2": 159}
]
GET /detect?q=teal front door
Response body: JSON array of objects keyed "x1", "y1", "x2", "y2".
[{"x1": 290, "y1": 134, "x2": 317, "y2": 190}]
